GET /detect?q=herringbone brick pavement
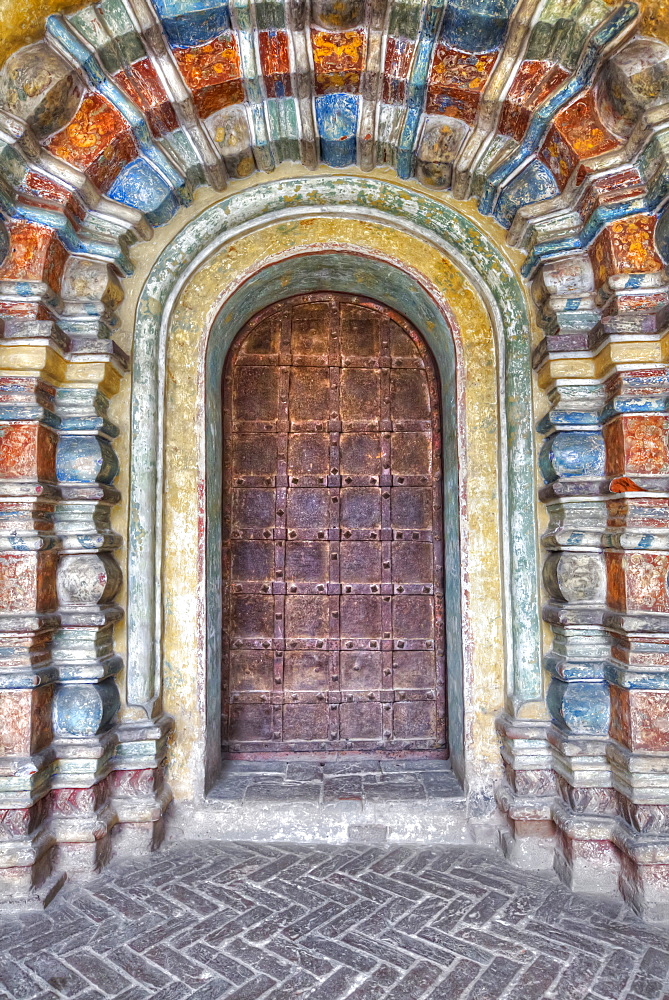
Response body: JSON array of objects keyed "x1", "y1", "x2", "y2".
[{"x1": 0, "y1": 841, "x2": 668, "y2": 1000}]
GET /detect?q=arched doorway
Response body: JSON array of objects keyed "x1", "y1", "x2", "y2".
[{"x1": 221, "y1": 293, "x2": 446, "y2": 757}]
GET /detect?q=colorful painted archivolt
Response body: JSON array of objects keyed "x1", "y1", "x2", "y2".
[{"x1": 3, "y1": 0, "x2": 669, "y2": 918}]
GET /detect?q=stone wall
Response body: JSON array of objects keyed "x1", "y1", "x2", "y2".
[{"x1": 2, "y1": 0, "x2": 669, "y2": 918}]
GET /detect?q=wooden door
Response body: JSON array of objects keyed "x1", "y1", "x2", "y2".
[{"x1": 221, "y1": 293, "x2": 445, "y2": 756}]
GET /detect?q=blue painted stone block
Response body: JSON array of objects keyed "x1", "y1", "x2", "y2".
[
  {"x1": 53, "y1": 678, "x2": 120, "y2": 736},
  {"x1": 441, "y1": 0, "x2": 518, "y2": 52},
  {"x1": 494, "y1": 158, "x2": 559, "y2": 229},
  {"x1": 150, "y1": 0, "x2": 231, "y2": 46},
  {"x1": 315, "y1": 94, "x2": 358, "y2": 167},
  {"x1": 539, "y1": 431, "x2": 606, "y2": 483},
  {"x1": 57, "y1": 436, "x2": 120, "y2": 485},
  {"x1": 547, "y1": 677, "x2": 610, "y2": 735},
  {"x1": 108, "y1": 158, "x2": 180, "y2": 227}
]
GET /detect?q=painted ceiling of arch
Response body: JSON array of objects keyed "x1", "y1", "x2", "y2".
[{"x1": 1, "y1": 0, "x2": 669, "y2": 290}]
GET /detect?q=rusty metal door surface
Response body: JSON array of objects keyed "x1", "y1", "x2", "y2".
[{"x1": 221, "y1": 293, "x2": 446, "y2": 756}]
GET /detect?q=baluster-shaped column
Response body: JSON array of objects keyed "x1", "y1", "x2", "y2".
[
  {"x1": 537, "y1": 382, "x2": 624, "y2": 892},
  {"x1": 602, "y1": 368, "x2": 669, "y2": 918},
  {"x1": 55, "y1": 257, "x2": 172, "y2": 864},
  {"x1": 0, "y1": 220, "x2": 65, "y2": 901},
  {"x1": 49, "y1": 344, "x2": 124, "y2": 875}
]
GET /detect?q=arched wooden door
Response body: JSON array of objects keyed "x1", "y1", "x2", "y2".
[{"x1": 221, "y1": 293, "x2": 446, "y2": 756}]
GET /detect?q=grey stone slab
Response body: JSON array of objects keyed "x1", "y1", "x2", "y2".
[
  {"x1": 206, "y1": 778, "x2": 253, "y2": 801},
  {"x1": 244, "y1": 781, "x2": 321, "y2": 802},
  {"x1": 286, "y1": 763, "x2": 324, "y2": 781},
  {"x1": 379, "y1": 760, "x2": 451, "y2": 773},
  {"x1": 364, "y1": 782, "x2": 427, "y2": 801},
  {"x1": 323, "y1": 761, "x2": 382, "y2": 776},
  {"x1": 323, "y1": 776, "x2": 363, "y2": 802},
  {"x1": 221, "y1": 761, "x2": 287, "y2": 774}
]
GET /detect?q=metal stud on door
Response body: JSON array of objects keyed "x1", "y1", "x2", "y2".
[{"x1": 222, "y1": 293, "x2": 446, "y2": 756}]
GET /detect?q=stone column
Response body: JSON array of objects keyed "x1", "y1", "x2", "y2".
[
  {"x1": 602, "y1": 368, "x2": 669, "y2": 919},
  {"x1": 0, "y1": 220, "x2": 65, "y2": 902}
]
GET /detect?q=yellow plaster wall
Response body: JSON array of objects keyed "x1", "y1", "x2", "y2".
[{"x1": 0, "y1": 0, "x2": 88, "y2": 66}]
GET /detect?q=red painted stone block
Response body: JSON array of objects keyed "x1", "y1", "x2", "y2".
[
  {"x1": 589, "y1": 214, "x2": 664, "y2": 290},
  {"x1": 607, "y1": 495, "x2": 669, "y2": 533},
  {"x1": 383, "y1": 36, "x2": 414, "y2": 104},
  {"x1": 312, "y1": 28, "x2": 365, "y2": 95},
  {"x1": 426, "y1": 45, "x2": 497, "y2": 123},
  {"x1": 611, "y1": 632, "x2": 669, "y2": 670},
  {"x1": 0, "y1": 551, "x2": 57, "y2": 613},
  {"x1": 18, "y1": 171, "x2": 87, "y2": 228},
  {"x1": 0, "y1": 220, "x2": 67, "y2": 292},
  {"x1": 175, "y1": 35, "x2": 244, "y2": 117},
  {"x1": 540, "y1": 90, "x2": 619, "y2": 190},
  {"x1": 604, "y1": 413, "x2": 669, "y2": 477},
  {"x1": 0, "y1": 376, "x2": 56, "y2": 412},
  {"x1": 576, "y1": 168, "x2": 645, "y2": 224},
  {"x1": 114, "y1": 58, "x2": 179, "y2": 137},
  {"x1": 610, "y1": 686, "x2": 669, "y2": 751},
  {"x1": 606, "y1": 551, "x2": 669, "y2": 613},
  {"x1": 0, "y1": 686, "x2": 53, "y2": 756},
  {"x1": 0, "y1": 424, "x2": 57, "y2": 482},
  {"x1": 46, "y1": 92, "x2": 138, "y2": 192},
  {"x1": 499, "y1": 59, "x2": 569, "y2": 140},
  {"x1": 258, "y1": 30, "x2": 292, "y2": 98}
]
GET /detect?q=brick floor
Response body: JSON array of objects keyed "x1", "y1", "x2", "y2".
[{"x1": 0, "y1": 841, "x2": 668, "y2": 999}]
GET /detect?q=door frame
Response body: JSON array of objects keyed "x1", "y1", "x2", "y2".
[{"x1": 129, "y1": 176, "x2": 537, "y2": 808}]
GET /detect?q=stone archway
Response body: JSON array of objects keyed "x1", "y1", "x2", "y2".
[{"x1": 2, "y1": 0, "x2": 669, "y2": 919}]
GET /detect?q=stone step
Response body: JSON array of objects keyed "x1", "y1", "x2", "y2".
[{"x1": 170, "y1": 759, "x2": 491, "y2": 848}]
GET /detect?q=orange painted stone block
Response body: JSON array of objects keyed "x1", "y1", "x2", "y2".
[
  {"x1": 0, "y1": 551, "x2": 57, "y2": 613},
  {"x1": 540, "y1": 90, "x2": 619, "y2": 190},
  {"x1": 499, "y1": 60, "x2": 569, "y2": 140},
  {"x1": 312, "y1": 28, "x2": 365, "y2": 94},
  {"x1": 0, "y1": 220, "x2": 67, "y2": 292},
  {"x1": 606, "y1": 551, "x2": 669, "y2": 613},
  {"x1": 589, "y1": 214, "x2": 664, "y2": 290},
  {"x1": 47, "y1": 92, "x2": 137, "y2": 191},
  {"x1": 610, "y1": 686, "x2": 669, "y2": 751},
  {"x1": 175, "y1": 35, "x2": 244, "y2": 117},
  {"x1": 0, "y1": 424, "x2": 57, "y2": 482},
  {"x1": 604, "y1": 414, "x2": 669, "y2": 477},
  {"x1": 114, "y1": 58, "x2": 179, "y2": 137},
  {"x1": 0, "y1": 686, "x2": 53, "y2": 756},
  {"x1": 426, "y1": 46, "x2": 497, "y2": 123}
]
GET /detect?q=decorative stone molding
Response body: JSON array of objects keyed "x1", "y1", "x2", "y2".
[{"x1": 1, "y1": 0, "x2": 669, "y2": 918}]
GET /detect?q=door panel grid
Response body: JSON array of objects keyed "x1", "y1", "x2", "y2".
[{"x1": 222, "y1": 293, "x2": 446, "y2": 754}]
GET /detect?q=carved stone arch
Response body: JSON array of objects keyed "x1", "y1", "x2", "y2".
[
  {"x1": 3, "y1": 0, "x2": 669, "y2": 919},
  {"x1": 129, "y1": 180, "x2": 534, "y2": 805}
]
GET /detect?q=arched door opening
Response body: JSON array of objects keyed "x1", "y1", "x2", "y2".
[{"x1": 221, "y1": 293, "x2": 446, "y2": 758}]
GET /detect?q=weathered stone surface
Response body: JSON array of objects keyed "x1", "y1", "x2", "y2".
[{"x1": 0, "y1": 839, "x2": 667, "y2": 999}]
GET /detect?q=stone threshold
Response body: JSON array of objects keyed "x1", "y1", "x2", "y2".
[{"x1": 169, "y1": 759, "x2": 496, "y2": 848}]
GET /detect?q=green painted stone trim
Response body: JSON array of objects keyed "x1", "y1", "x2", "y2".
[{"x1": 130, "y1": 175, "x2": 540, "y2": 738}]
